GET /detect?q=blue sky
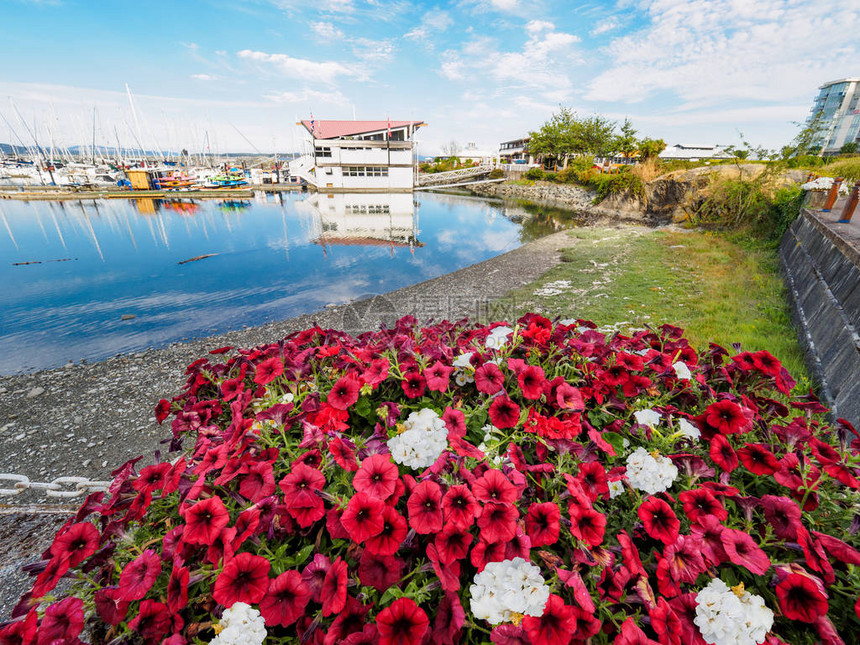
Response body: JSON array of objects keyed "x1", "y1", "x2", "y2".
[{"x1": 1, "y1": 0, "x2": 857, "y2": 155}]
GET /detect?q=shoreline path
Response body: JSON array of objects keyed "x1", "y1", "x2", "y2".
[{"x1": 0, "y1": 225, "x2": 634, "y2": 618}]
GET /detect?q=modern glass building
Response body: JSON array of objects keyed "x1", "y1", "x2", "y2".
[{"x1": 808, "y1": 78, "x2": 860, "y2": 155}]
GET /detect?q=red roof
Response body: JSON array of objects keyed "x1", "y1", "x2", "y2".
[{"x1": 299, "y1": 120, "x2": 426, "y2": 140}]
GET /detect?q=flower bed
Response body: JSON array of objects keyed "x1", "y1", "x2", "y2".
[{"x1": 3, "y1": 314, "x2": 860, "y2": 645}]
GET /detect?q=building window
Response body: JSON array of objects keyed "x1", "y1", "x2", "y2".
[
  {"x1": 315, "y1": 146, "x2": 332, "y2": 158},
  {"x1": 343, "y1": 166, "x2": 389, "y2": 177}
]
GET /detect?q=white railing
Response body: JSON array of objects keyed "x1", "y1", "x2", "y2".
[
  {"x1": 289, "y1": 155, "x2": 317, "y2": 187},
  {"x1": 416, "y1": 164, "x2": 494, "y2": 186}
]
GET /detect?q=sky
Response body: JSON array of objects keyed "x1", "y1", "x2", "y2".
[{"x1": 0, "y1": 0, "x2": 857, "y2": 156}]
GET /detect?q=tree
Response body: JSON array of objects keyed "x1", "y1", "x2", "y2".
[
  {"x1": 577, "y1": 115, "x2": 618, "y2": 158},
  {"x1": 638, "y1": 138, "x2": 666, "y2": 161},
  {"x1": 840, "y1": 141, "x2": 858, "y2": 154},
  {"x1": 615, "y1": 118, "x2": 638, "y2": 160},
  {"x1": 528, "y1": 107, "x2": 618, "y2": 167},
  {"x1": 441, "y1": 140, "x2": 461, "y2": 158}
]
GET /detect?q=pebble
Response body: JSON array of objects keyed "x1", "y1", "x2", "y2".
[
  {"x1": 26, "y1": 387, "x2": 44, "y2": 398},
  {"x1": 121, "y1": 314, "x2": 136, "y2": 321}
]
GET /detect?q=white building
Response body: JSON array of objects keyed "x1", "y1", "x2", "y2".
[
  {"x1": 291, "y1": 120, "x2": 426, "y2": 193},
  {"x1": 807, "y1": 78, "x2": 860, "y2": 155},
  {"x1": 659, "y1": 144, "x2": 734, "y2": 162}
]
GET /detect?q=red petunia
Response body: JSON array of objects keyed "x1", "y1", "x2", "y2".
[
  {"x1": 166, "y1": 564, "x2": 189, "y2": 613},
  {"x1": 751, "y1": 350, "x2": 782, "y2": 377},
  {"x1": 709, "y1": 434, "x2": 738, "y2": 472},
  {"x1": 321, "y1": 557, "x2": 348, "y2": 616},
  {"x1": 279, "y1": 462, "x2": 326, "y2": 506},
  {"x1": 118, "y1": 549, "x2": 161, "y2": 601},
  {"x1": 327, "y1": 375, "x2": 360, "y2": 410},
  {"x1": 576, "y1": 461, "x2": 609, "y2": 502},
  {"x1": 518, "y1": 364, "x2": 546, "y2": 400},
  {"x1": 721, "y1": 528, "x2": 771, "y2": 575},
  {"x1": 93, "y1": 587, "x2": 129, "y2": 626},
  {"x1": 690, "y1": 515, "x2": 727, "y2": 567},
  {"x1": 615, "y1": 617, "x2": 661, "y2": 645},
  {"x1": 569, "y1": 505, "x2": 606, "y2": 547},
  {"x1": 353, "y1": 453, "x2": 399, "y2": 500},
  {"x1": 181, "y1": 496, "x2": 230, "y2": 546},
  {"x1": 436, "y1": 524, "x2": 474, "y2": 563},
  {"x1": 477, "y1": 501, "x2": 519, "y2": 543},
  {"x1": 525, "y1": 502, "x2": 561, "y2": 547},
  {"x1": 476, "y1": 363, "x2": 505, "y2": 394},
  {"x1": 441, "y1": 484, "x2": 481, "y2": 530},
  {"x1": 489, "y1": 395, "x2": 521, "y2": 429},
  {"x1": 776, "y1": 573, "x2": 829, "y2": 623},
  {"x1": 239, "y1": 461, "x2": 276, "y2": 502},
  {"x1": 401, "y1": 371, "x2": 427, "y2": 398},
  {"x1": 329, "y1": 437, "x2": 360, "y2": 472},
  {"x1": 341, "y1": 492, "x2": 386, "y2": 543},
  {"x1": 325, "y1": 596, "x2": 373, "y2": 645},
  {"x1": 433, "y1": 592, "x2": 466, "y2": 645},
  {"x1": 50, "y1": 521, "x2": 99, "y2": 567},
  {"x1": 359, "y1": 551, "x2": 404, "y2": 592},
  {"x1": 407, "y1": 479, "x2": 444, "y2": 534},
  {"x1": 472, "y1": 469, "x2": 518, "y2": 504},
  {"x1": 377, "y1": 598, "x2": 430, "y2": 645},
  {"x1": 37, "y1": 597, "x2": 84, "y2": 645},
  {"x1": 254, "y1": 356, "x2": 284, "y2": 386},
  {"x1": 522, "y1": 594, "x2": 575, "y2": 645},
  {"x1": 704, "y1": 399, "x2": 748, "y2": 434},
  {"x1": 637, "y1": 498, "x2": 680, "y2": 545},
  {"x1": 362, "y1": 357, "x2": 389, "y2": 387},
  {"x1": 678, "y1": 488, "x2": 727, "y2": 524},
  {"x1": 127, "y1": 599, "x2": 171, "y2": 644},
  {"x1": 649, "y1": 598, "x2": 683, "y2": 645},
  {"x1": 302, "y1": 554, "x2": 331, "y2": 603},
  {"x1": 761, "y1": 495, "x2": 802, "y2": 540},
  {"x1": 555, "y1": 382, "x2": 584, "y2": 411},
  {"x1": 212, "y1": 552, "x2": 271, "y2": 607},
  {"x1": 425, "y1": 361, "x2": 453, "y2": 392},
  {"x1": 663, "y1": 535, "x2": 706, "y2": 585},
  {"x1": 737, "y1": 443, "x2": 780, "y2": 475},
  {"x1": 442, "y1": 407, "x2": 467, "y2": 440},
  {"x1": 365, "y1": 506, "x2": 408, "y2": 556}
]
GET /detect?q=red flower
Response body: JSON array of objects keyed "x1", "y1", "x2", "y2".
[
  {"x1": 166, "y1": 564, "x2": 189, "y2": 613},
  {"x1": 569, "y1": 505, "x2": 606, "y2": 547},
  {"x1": 522, "y1": 594, "x2": 575, "y2": 645},
  {"x1": 709, "y1": 434, "x2": 738, "y2": 472},
  {"x1": 325, "y1": 596, "x2": 372, "y2": 645},
  {"x1": 555, "y1": 382, "x2": 584, "y2": 411},
  {"x1": 212, "y1": 552, "x2": 271, "y2": 607},
  {"x1": 518, "y1": 364, "x2": 546, "y2": 400},
  {"x1": 93, "y1": 588, "x2": 129, "y2": 626},
  {"x1": 737, "y1": 443, "x2": 780, "y2": 475},
  {"x1": 359, "y1": 551, "x2": 404, "y2": 592},
  {"x1": 678, "y1": 488, "x2": 727, "y2": 523},
  {"x1": 328, "y1": 375, "x2": 360, "y2": 410},
  {"x1": 377, "y1": 598, "x2": 429, "y2": 645},
  {"x1": 690, "y1": 516, "x2": 727, "y2": 566},
  {"x1": 365, "y1": 505, "x2": 408, "y2": 556},
  {"x1": 761, "y1": 495, "x2": 802, "y2": 540},
  {"x1": 637, "y1": 498, "x2": 680, "y2": 545},
  {"x1": 442, "y1": 407, "x2": 467, "y2": 440},
  {"x1": 427, "y1": 543, "x2": 461, "y2": 592},
  {"x1": 576, "y1": 461, "x2": 609, "y2": 502},
  {"x1": 127, "y1": 600, "x2": 171, "y2": 644},
  {"x1": 663, "y1": 535, "x2": 706, "y2": 585},
  {"x1": 435, "y1": 524, "x2": 474, "y2": 562},
  {"x1": 362, "y1": 357, "x2": 389, "y2": 387},
  {"x1": 472, "y1": 469, "x2": 518, "y2": 504},
  {"x1": 704, "y1": 399, "x2": 748, "y2": 434},
  {"x1": 425, "y1": 361, "x2": 453, "y2": 392},
  {"x1": 489, "y1": 396, "x2": 520, "y2": 429},
  {"x1": 279, "y1": 462, "x2": 326, "y2": 507},
  {"x1": 776, "y1": 573, "x2": 829, "y2": 623},
  {"x1": 476, "y1": 363, "x2": 505, "y2": 394},
  {"x1": 254, "y1": 356, "x2": 284, "y2": 385},
  {"x1": 401, "y1": 371, "x2": 426, "y2": 398},
  {"x1": 649, "y1": 598, "x2": 683, "y2": 645},
  {"x1": 407, "y1": 479, "x2": 444, "y2": 534},
  {"x1": 37, "y1": 597, "x2": 84, "y2": 645},
  {"x1": 525, "y1": 502, "x2": 561, "y2": 547},
  {"x1": 50, "y1": 522, "x2": 99, "y2": 567},
  {"x1": 341, "y1": 492, "x2": 386, "y2": 543},
  {"x1": 668, "y1": 594, "x2": 708, "y2": 645},
  {"x1": 433, "y1": 592, "x2": 466, "y2": 645},
  {"x1": 239, "y1": 461, "x2": 276, "y2": 502},
  {"x1": 614, "y1": 617, "x2": 660, "y2": 645},
  {"x1": 751, "y1": 350, "x2": 782, "y2": 376},
  {"x1": 118, "y1": 549, "x2": 161, "y2": 601},
  {"x1": 181, "y1": 496, "x2": 230, "y2": 546},
  {"x1": 441, "y1": 484, "x2": 480, "y2": 529},
  {"x1": 720, "y1": 528, "x2": 771, "y2": 575},
  {"x1": 134, "y1": 462, "x2": 171, "y2": 495},
  {"x1": 321, "y1": 557, "x2": 348, "y2": 616},
  {"x1": 477, "y1": 501, "x2": 519, "y2": 543},
  {"x1": 353, "y1": 453, "x2": 400, "y2": 500},
  {"x1": 302, "y1": 554, "x2": 331, "y2": 603},
  {"x1": 490, "y1": 624, "x2": 529, "y2": 645}
]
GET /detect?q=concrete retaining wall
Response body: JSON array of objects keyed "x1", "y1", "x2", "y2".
[{"x1": 780, "y1": 209, "x2": 860, "y2": 424}]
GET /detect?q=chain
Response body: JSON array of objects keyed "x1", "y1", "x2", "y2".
[{"x1": 0, "y1": 473, "x2": 111, "y2": 500}]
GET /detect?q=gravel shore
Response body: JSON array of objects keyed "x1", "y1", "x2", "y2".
[{"x1": 1, "y1": 223, "x2": 651, "y2": 618}]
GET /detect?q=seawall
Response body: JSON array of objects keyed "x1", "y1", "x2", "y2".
[{"x1": 780, "y1": 206, "x2": 860, "y2": 424}]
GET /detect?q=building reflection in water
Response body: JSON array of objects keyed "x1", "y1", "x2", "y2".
[{"x1": 296, "y1": 192, "x2": 422, "y2": 257}]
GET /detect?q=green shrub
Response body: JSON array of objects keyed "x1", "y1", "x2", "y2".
[
  {"x1": 488, "y1": 168, "x2": 505, "y2": 179},
  {"x1": 544, "y1": 171, "x2": 557, "y2": 182},
  {"x1": 524, "y1": 167, "x2": 545, "y2": 180}
]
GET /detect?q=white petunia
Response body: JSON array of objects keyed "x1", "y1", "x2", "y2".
[
  {"x1": 211, "y1": 603, "x2": 266, "y2": 645},
  {"x1": 634, "y1": 408, "x2": 662, "y2": 428},
  {"x1": 388, "y1": 408, "x2": 448, "y2": 469},
  {"x1": 469, "y1": 558, "x2": 550, "y2": 625},
  {"x1": 694, "y1": 579, "x2": 773, "y2": 645},
  {"x1": 625, "y1": 447, "x2": 678, "y2": 495},
  {"x1": 485, "y1": 326, "x2": 514, "y2": 350},
  {"x1": 608, "y1": 479, "x2": 625, "y2": 499},
  {"x1": 677, "y1": 417, "x2": 701, "y2": 440},
  {"x1": 672, "y1": 361, "x2": 692, "y2": 380}
]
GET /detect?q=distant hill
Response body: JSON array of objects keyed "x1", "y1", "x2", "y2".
[{"x1": 1, "y1": 143, "x2": 301, "y2": 159}]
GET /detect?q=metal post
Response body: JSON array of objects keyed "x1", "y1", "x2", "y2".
[
  {"x1": 822, "y1": 177, "x2": 844, "y2": 212},
  {"x1": 837, "y1": 181, "x2": 860, "y2": 223}
]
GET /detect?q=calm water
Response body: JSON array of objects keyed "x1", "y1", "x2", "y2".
[{"x1": 0, "y1": 191, "x2": 575, "y2": 374}]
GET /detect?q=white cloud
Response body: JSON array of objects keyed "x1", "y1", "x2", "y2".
[
  {"x1": 585, "y1": 0, "x2": 860, "y2": 105},
  {"x1": 351, "y1": 37, "x2": 395, "y2": 63},
  {"x1": 190, "y1": 74, "x2": 217, "y2": 81},
  {"x1": 404, "y1": 9, "x2": 453, "y2": 41},
  {"x1": 490, "y1": 0, "x2": 518, "y2": 11},
  {"x1": 590, "y1": 16, "x2": 620, "y2": 36},
  {"x1": 310, "y1": 21, "x2": 344, "y2": 39},
  {"x1": 237, "y1": 49, "x2": 361, "y2": 84},
  {"x1": 265, "y1": 88, "x2": 350, "y2": 105}
]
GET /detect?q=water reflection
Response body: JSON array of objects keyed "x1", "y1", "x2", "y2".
[{"x1": 0, "y1": 191, "x2": 578, "y2": 374}]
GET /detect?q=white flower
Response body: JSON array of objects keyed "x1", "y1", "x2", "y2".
[
  {"x1": 634, "y1": 408, "x2": 662, "y2": 428},
  {"x1": 453, "y1": 352, "x2": 475, "y2": 369},
  {"x1": 672, "y1": 361, "x2": 692, "y2": 380},
  {"x1": 677, "y1": 417, "x2": 701, "y2": 441},
  {"x1": 694, "y1": 579, "x2": 774, "y2": 645},
  {"x1": 625, "y1": 447, "x2": 678, "y2": 495},
  {"x1": 608, "y1": 479, "x2": 625, "y2": 499},
  {"x1": 485, "y1": 326, "x2": 514, "y2": 350},
  {"x1": 388, "y1": 408, "x2": 448, "y2": 469},
  {"x1": 211, "y1": 603, "x2": 266, "y2": 645},
  {"x1": 469, "y1": 558, "x2": 550, "y2": 625}
]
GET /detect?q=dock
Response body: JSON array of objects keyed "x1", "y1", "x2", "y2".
[{"x1": 0, "y1": 184, "x2": 304, "y2": 201}]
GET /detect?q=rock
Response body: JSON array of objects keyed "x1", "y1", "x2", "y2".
[
  {"x1": 121, "y1": 314, "x2": 136, "y2": 321},
  {"x1": 26, "y1": 387, "x2": 44, "y2": 399}
]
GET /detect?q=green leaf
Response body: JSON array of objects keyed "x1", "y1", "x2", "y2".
[
  {"x1": 602, "y1": 431, "x2": 625, "y2": 455},
  {"x1": 354, "y1": 396, "x2": 372, "y2": 419}
]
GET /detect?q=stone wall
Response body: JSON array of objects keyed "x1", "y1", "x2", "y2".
[{"x1": 780, "y1": 210, "x2": 860, "y2": 424}]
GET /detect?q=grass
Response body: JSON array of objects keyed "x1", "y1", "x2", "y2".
[{"x1": 489, "y1": 226, "x2": 809, "y2": 388}]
